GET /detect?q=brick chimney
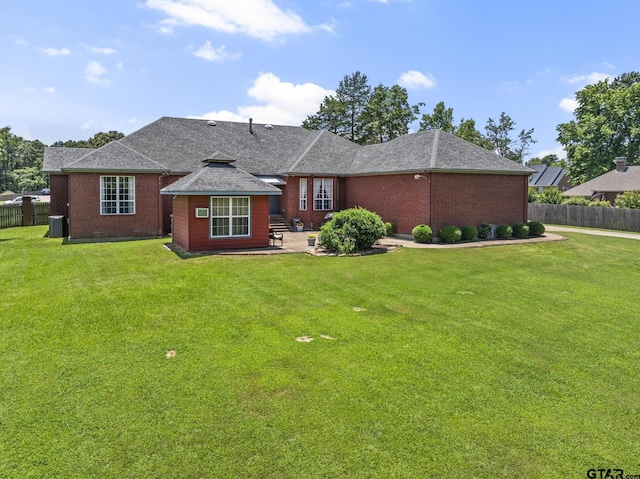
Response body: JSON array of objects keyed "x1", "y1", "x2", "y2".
[{"x1": 615, "y1": 157, "x2": 628, "y2": 172}]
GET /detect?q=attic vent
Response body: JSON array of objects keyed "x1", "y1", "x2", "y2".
[
  {"x1": 265, "y1": 124, "x2": 274, "y2": 130},
  {"x1": 207, "y1": 120, "x2": 217, "y2": 126}
]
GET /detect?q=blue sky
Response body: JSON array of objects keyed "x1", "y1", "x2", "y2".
[{"x1": 2, "y1": 0, "x2": 639, "y2": 160}]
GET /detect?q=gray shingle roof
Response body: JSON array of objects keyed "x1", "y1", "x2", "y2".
[
  {"x1": 44, "y1": 117, "x2": 533, "y2": 177},
  {"x1": 564, "y1": 166, "x2": 640, "y2": 196},
  {"x1": 160, "y1": 162, "x2": 282, "y2": 196},
  {"x1": 43, "y1": 147, "x2": 93, "y2": 172}
]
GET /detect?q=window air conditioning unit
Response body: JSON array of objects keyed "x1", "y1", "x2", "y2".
[{"x1": 195, "y1": 208, "x2": 209, "y2": 218}]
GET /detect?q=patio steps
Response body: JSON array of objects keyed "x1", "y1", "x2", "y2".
[{"x1": 269, "y1": 214, "x2": 292, "y2": 232}]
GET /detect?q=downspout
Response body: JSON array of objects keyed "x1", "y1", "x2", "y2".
[
  {"x1": 523, "y1": 175, "x2": 529, "y2": 222},
  {"x1": 158, "y1": 175, "x2": 163, "y2": 237}
]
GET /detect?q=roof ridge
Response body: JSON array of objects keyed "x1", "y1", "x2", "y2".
[
  {"x1": 283, "y1": 130, "x2": 326, "y2": 173},
  {"x1": 429, "y1": 129, "x2": 440, "y2": 168}
]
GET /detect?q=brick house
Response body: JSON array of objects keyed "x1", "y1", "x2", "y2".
[
  {"x1": 564, "y1": 157, "x2": 640, "y2": 202},
  {"x1": 43, "y1": 117, "x2": 533, "y2": 251}
]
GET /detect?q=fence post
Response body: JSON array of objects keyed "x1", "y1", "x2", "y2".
[{"x1": 22, "y1": 197, "x2": 33, "y2": 226}]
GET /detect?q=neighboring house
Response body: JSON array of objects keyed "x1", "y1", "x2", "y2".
[
  {"x1": 564, "y1": 157, "x2": 639, "y2": 202},
  {"x1": 528, "y1": 164, "x2": 571, "y2": 192},
  {"x1": 43, "y1": 117, "x2": 533, "y2": 252}
]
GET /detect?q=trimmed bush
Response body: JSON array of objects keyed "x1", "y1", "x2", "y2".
[
  {"x1": 527, "y1": 220, "x2": 545, "y2": 236},
  {"x1": 412, "y1": 224, "x2": 433, "y2": 244},
  {"x1": 460, "y1": 225, "x2": 477, "y2": 241},
  {"x1": 496, "y1": 224, "x2": 513, "y2": 239},
  {"x1": 439, "y1": 226, "x2": 462, "y2": 244},
  {"x1": 512, "y1": 223, "x2": 530, "y2": 239},
  {"x1": 384, "y1": 221, "x2": 396, "y2": 236},
  {"x1": 319, "y1": 207, "x2": 386, "y2": 253},
  {"x1": 478, "y1": 222, "x2": 494, "y2": 239}
]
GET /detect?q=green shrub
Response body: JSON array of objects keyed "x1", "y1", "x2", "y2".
[
  {"x1": 496, "y1": 224, "x2": 513, "y2": 239},
  {"x1": 563, "y1": 196, "x2": 590, "y2": 206},
  {"x1": 527, "y1": 221, "x2": 545, "y2": 236},
  {"x1": 536, "y1": 187, "x2": 564, "y2": 204},
  {"x1": 615, "y1": 191, "x2": 640, "y2": 209},
  {"x1": 384, "y1": 221, "x2": 396, "y2": 236},
  {"x1": 478, "y1": 222, "x2": 494, "y2": 239},
  {"x1": 512, "y1": 223, "x2": 530, "y2": 239},
  {"x1": 460, "y1": 225, "x2": 478, "y2": 241},
  {"x1": 319, "y1": 207, "x2": 386, "y2": 253},
  {"x1": 439, "y1": 226, "x2": 462, "y2": 244},
  {"x1": 412, "y1": 224, "x2": 433, "y2": 244},
  {"x1": 528, "y1": 186, "x2": 539, "y2": 203},
  {"x1": 588, "y1": 199, "x2": 612, "y2": 207}
]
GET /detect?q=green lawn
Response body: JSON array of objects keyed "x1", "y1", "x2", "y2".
[{"x1": 1, "y1": 226, "x2": 640, "y2": 478}]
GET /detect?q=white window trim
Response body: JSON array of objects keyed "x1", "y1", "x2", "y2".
[
  {"x1": 313, "y1": 178, "x2": 333, "y2": 211},
  {"x1": 100, "y1": 176, "x2": 135, "y2": 215},
  {"x1": 210, "y1": 196, "x2": 251, "y2": 238},
  {"x1": 299, "y1": 178, "x2": 307, "y2": 211}
]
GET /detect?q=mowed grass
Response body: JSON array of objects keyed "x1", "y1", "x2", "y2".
[{"x1": 1, "y1": 227, "x2": 640, "y2": 478}]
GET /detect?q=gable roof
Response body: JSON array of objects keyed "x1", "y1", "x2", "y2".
[
  {"x1": 43, "y1": 117, "x2": 533, "y2": 177},
  {"x1": 564, "y1": 166, "x2": 640, "y2": 196}
]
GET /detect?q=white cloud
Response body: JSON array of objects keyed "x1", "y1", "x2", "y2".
[
  {"x1": 561, "y1": 72, "x2": 611, "y2": 85},
  {"x1": 42, "y1": 47, "x2": 71, "y2": 56},
  {"x1": 44, "y1": 87, "x2": 56, "y2": 94},
  {"x1": 398, "y1": 70, "x2": 436, "y2": 89},
  {"x1": 84, "y1": 61, "x2": 112, "y2": 86},
  {"x1": 87, "y1": 45, "x2": 117, "y2": 55},
  {"x1": 190, "y1": 72, "x2": 334, "y2": 125},
  {"x1": 144, "y1": 0, "x2": 329, "y2": 40},
  {"x1": 193, "y1": 41, "x2": 242, "y2": 62},
  {"x1": 534, "y1": 146, "x2": 566, "y2": 160},
  {"x1": 559, "y1": 97, "x2": 579, "y2": 113}
]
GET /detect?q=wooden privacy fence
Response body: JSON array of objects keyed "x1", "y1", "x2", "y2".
[
  {"x1": 0, "y1": 203, "x2": 51, "y2": 229},
  {"x1": 528, "y1": 203, "x2": 640, "y2": 232}
]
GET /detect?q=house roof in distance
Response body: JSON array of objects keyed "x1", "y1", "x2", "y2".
[
  {"x1": 564, "y1": 166, "x2": 640, "y2": 196},
  {"x1": 528, "y1": 164, "x2": 568, "y2": 188},
  {"x1": 44, "y1": 117, "x2": 533, "y2": 177}
]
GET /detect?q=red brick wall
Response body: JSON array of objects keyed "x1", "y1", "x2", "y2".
[
  {"x1": 430, "y1": 173, "x2": 528, "y2": 233},
  {"x1": 172, "y1": 195, "x2": 271, "y2": 251},
  {"x1": 343, "y1": 174, "x2": 431, "y2": 235},
  {"x1": 281, "y1": 176, "x2": 339, "y2": 230},
  {"x1": 68, "y1": 173, "x2": 161, "y2": 239},
  {"x1": 49, "y1": 174, "x2": 69, "y2": 217}
]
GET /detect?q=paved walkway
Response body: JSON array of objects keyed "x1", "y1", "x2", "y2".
[{"x1": 544, "y1": 225, "x2": 640, "y2": 241}]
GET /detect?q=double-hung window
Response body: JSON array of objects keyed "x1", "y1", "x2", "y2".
[
  {"x1": 299, "y1": 178, "x2": 307, "y2": 210},
  {"x1": 100, "y1": 176, "x2": 135, "y2": 215},
  {"x1": 210, "y1": 197, "x2": 250, "y2": 238},
  {"x1": 313, "y1": 178, "x2": 333, "y2": 210}
]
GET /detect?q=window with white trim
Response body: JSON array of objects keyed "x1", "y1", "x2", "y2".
[
  {"x1": 210, "y1": 197, "x2": 250, "y2": 238},
  {"x1": 100, "y1": 176, "x2": 135, "y2": 215},
  {"x1": 299, "y1": 178, "x2": 307, "y2": 210},
  {"x1": 313, "y1": 178, "x2": 333, "y2": 210}
]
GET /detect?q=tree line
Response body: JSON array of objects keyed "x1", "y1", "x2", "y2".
[
  {"x1": 0, "y1": 129, "x2": 123, "y2": 193},
  {"x1": 302, "y1": 71, "x2": 536, "y2": 164}
]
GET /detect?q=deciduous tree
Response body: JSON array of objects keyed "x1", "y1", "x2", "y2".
[{"x1": 556, "y1": 71, "x2": 640, "y2": 184}]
